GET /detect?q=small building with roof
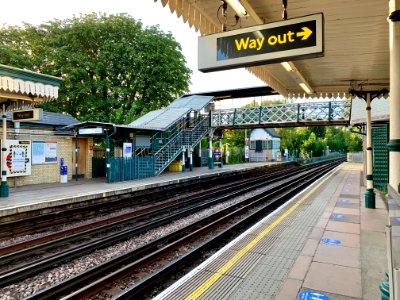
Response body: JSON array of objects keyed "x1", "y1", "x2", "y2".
[
  {"x1": 63, "y1": 95, "x2": 215, "y2": 183},
  {"x1": 249, "y1": 128, "x2": 281, "y2": 162},
  {"x1": 4, "y1": 110, "x2": 83, "y2": 187},
  {"x1": 0, "y1": 64, "x2": 62, "y2": 196}
]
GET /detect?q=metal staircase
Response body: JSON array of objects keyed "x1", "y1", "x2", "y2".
[{"x1": 154, "y1": 116, "x2": 210, "y2": 175}]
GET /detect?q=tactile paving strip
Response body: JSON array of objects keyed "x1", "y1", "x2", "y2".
[{"x1": 158, "y1": 168, "x2": 347, "y2": 300}]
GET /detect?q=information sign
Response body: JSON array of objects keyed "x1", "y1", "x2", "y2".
[
  {"x1": 244, "y1": 146, "x2": 249, "y2": 159},
  {"x1": 199, "y1": 14, "x2": 323, "y2": 72},
  {"x1": 123, "y1": 143, "x2": 132, "y2": 158},
  {"x1": 12, "y1": 108, "x2": 43, "y2": 122},
  {"x1": 1, "y1": 139, "x2": 32, "y2": 177},
  {"x1": 214, "y1": 148, "x2": 221, "y2": 161},
  {"x1": 78, "y1": 127, "x2": 103, "y2": 135},
  {"x1": 32, "y1": 141, "x2": 58, "y2": 164}
]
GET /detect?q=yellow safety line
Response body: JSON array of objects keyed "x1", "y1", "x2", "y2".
[{"x1": 185, "y1": 166, "x2": 341, "y2": 300}]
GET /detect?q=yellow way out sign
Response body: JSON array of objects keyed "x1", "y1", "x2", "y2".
[{"x1": 198, "y1": 14, "x2": 323, "y2": 72}]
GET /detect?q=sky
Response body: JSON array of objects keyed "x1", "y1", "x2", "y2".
[{"x1": 0, "y1": 0, "x2": 266, "y2": 96}]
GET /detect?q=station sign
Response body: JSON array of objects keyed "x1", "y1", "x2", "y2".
[
  {"x1": 198, "y1": 13, "x2": 323, "y2": 72},
  {"x1": 214, "y1": 147, "x2": 221, "y2": 161},
  {"x1": 12, "y1": 108, "x2": 43, "y2": 122},
  {"x1": 78, "y1": 127, "x2": 103, "y2": 135}
]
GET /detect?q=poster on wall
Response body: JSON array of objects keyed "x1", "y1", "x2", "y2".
[
  {"x1": 123, "y1": 143, "x2": 132, "y2": 158},
  {"x1": 1, "y1": 139, "x2": 32, "y2": 177},
  {"x1": 32, "y1": 141, "x2": 58, "y2": 164}
]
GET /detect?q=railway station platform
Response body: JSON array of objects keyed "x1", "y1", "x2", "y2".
[
  {"x1": 154, "y1": 162, "x2": 390, "y2": 300},
  {"x1": 0, "y1": 162, "x2": 275, "y2": 216}
]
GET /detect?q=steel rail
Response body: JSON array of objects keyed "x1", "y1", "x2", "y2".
[
  {"x1": 0, "y1": 162, "x2": 316, "y2": 286},
  {"x1": 21, "y1": 159, "x2": 343, "y2": 300},
  {"x1": 113, "y1": 159, "x2": 343, "y2": 299},
  {"x1": 0, "y1": 164, "x2": 285, "y2": 237},
  {"x1": 0, "y1": 163, "x2": 297, "y2": 256}
]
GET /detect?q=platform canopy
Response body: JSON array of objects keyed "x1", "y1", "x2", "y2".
[
  {"x1": 128, "y1": 95, "x2": 215, "y2": 131},
  {"x1": 0, "y1": 64, "x2": 62, "y2": 110},
  {"x1": 158, "y1": 0, "x2": 389, "y2": 98},
  {"x1": 128, "y1": 107, "x2": 191, "y2": 131}
]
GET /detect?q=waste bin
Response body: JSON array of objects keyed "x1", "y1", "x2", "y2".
[{"x1": 60, "y1": 166, "x2": 68, "y2": 183}]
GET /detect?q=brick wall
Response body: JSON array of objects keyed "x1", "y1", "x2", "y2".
[{"x1": 4, "y1": 129, "x2": 93, "y2": 187}]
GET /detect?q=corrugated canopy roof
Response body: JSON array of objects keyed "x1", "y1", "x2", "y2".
[
  {"x1": 128, "y1": 95, "x2": 214, "y2": 131},
  {"x1": 0, "y1": 64, "x2": 62, "y2": 110},
  {"x1": 128, "y1": 107, "x2": 191, "y2": 131},
  {"x1": 350, "y1": 97, "x2": 390, "y2": 125},
  {"x1": 168, "y1": 95, "x2": 214, "y2": 110}
]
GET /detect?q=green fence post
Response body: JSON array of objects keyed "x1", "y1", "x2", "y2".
[{"x1": 106, "y1": 130, "x2": 110, "y2": 183}]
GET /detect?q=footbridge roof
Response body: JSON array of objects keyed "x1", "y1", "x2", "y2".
[{"x1": 127, "y1": 95, "x2": 214, "y2": 131}]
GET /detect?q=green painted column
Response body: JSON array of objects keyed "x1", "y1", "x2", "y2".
[
  {"x1": 365, "y1": 92, "x2": 376, "y2": 208},
  {"x1": 75, "y1": 135, "x2": 78, "y2": 182},
  {"x1": 208, "y1": 135, "x2": 214, "y2": 169},
  {"x1": 389, "y1": 0, "x2": 400, "y2": 193},
  {"x1": 0, "y1": 103, "x2": 9, "y2": 197},
  {"x1": 106, "y1": 130, "x2": 110, "y2": 183}
]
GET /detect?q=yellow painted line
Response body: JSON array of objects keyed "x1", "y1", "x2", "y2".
[{"x1": 185, "y1": 166, "x2": 341, "y2": 300}]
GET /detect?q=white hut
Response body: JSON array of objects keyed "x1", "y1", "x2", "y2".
[{"x1": 249, "y1": 128, "x2": 281, "y2": 161}]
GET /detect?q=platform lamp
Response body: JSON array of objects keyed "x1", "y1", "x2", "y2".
[{"x1": 224, "y1": 0, "x2": 248, "y2": 18}]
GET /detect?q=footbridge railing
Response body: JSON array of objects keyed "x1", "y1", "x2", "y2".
[{"x1": 211, "y1": 101, "x2": 352, "y2": 128}]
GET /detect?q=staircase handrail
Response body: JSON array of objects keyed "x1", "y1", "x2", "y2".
[{"x1": 153, "y1": 116, "x2": 210, "y2": 175}]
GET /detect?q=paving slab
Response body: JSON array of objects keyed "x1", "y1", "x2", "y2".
[
  {"x1": 313, "y1": 244, "x2": 360, "y2": 268},
  {"x1": 287, "y1": 255, "x2": 313, "y2": 280},
  {"x1": 303, "y1": 262, "x2": 362, "y2": 298},
  {"x1": 326, "y1": 220, "x2": 361, "y2": 234},
  {"x1": 321, "y1": 230, "x2": 360, "y2": 248},
  {"x1": 332, "y1": 207, "x2": 360, "y2": 215}
]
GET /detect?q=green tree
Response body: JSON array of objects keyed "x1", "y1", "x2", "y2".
[
  {"x1": 325, "y1": 126, "x2": 346, "y2": 152},
  {"x1": 222, "y1": 129, "x2": 246, "y2": 148},
  {"x1": 302, "y1": 132, "x2": 326, "y2": 156},
  {"x1": 278, "y1": 127, "x2": 310, "y2": 156},
  {"x1": 0, "y1": 13, "x2": 191, "y2": 124},
  {"x1": 344, "y1": 130, "x2": 363, "y2": 152}
]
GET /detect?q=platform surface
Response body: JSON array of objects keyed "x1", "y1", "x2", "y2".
[{"x1": 154, "y1": 163, "x2": 390, "y2": 300}]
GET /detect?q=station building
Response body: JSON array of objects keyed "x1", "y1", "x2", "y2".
[
  {"x1": 3, "y1": 111, "x2": 84, "y2": 187},
  {"x1": 248, "y1": 128, "x2": 281, "y2": 162}
]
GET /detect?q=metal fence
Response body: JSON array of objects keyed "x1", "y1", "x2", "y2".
[{"x1": 108, "y1": 156, "x2": 154, "y2": 182}]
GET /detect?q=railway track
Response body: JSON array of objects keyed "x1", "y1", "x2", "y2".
[
  {"x1": 0, "y1": 163, "x2": 295, "y2": 238},
  {"x1": 0, "y1": 162, "x2": 313, "y2": 281},
  {"x1": 0, "y1": 158, "x2": 344, "y2": 300}
]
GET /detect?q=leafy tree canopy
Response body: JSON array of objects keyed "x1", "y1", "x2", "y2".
[{"x1": 0, "y1": 13, "x2": 192, "y2": 124}]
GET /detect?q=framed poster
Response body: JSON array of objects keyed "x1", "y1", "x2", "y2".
[
  {"x1": 32, "y1": 141, "x2": 58, "y2": 164},
  {"x1": 1, "y1": 139, "x2": 32, "y2": 177},
  {"x1": 123, "y1": 143, "x2": 132, "y2": 158}
]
